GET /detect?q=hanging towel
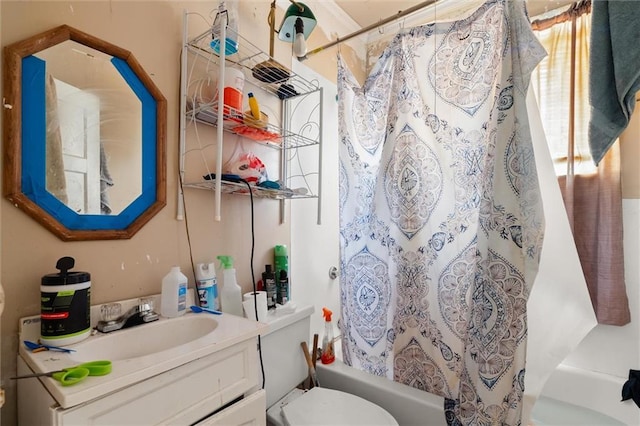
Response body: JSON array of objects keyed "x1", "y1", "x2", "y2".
[
  {"x1": 45, "y1": 74, "x2": 68, "y2": 204},
  {"x1": 588, "y1": 0, "x2": 640, "y2": 165},
  {"x1": 100, "y1": 143, "x2": 114, "y2": 215}
]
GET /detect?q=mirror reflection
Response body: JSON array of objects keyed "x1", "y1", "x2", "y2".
[{"x1": 37, "y1": 40, "x2": 142, "y2": 215}]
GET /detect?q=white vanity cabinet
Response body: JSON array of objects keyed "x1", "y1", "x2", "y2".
[
  {"x1": 17, "y1": 300, "x2": 269, "y2": 426},
  {"x1": 18, "y1": 338, "x2": 265, "y2": 425}
]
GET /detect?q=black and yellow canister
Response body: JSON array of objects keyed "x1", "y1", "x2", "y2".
[{"x1": 40, "y1": 257, "x2": 91, "y2": 346}]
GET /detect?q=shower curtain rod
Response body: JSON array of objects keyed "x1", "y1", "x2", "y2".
[{"x1": 305, "y1": 0, "x2": 438, "y2": 57}]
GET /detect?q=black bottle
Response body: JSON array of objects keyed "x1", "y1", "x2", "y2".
[
  {"x1": 277, "y1": 269, "x2": 289, "y2": 305},
  {"x1": 262, "y1": 265, "x2": 277, "y2": 309}
]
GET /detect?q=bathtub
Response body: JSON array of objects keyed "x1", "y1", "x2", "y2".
[{"x1": 315, "y1": 359, "x2": 633, "y2": 425}]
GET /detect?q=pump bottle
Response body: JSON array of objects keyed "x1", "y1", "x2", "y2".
[
  {"x1": 321, "y1": 307, "x2": 335, "y2": 364},
  {"x1": 217, "y1": 255, "x2": 243, "y2": 316}
]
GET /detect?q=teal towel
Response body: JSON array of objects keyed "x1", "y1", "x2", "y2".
[{"x1": 588, "y1": 0, "x2": 640, "y2": 165}]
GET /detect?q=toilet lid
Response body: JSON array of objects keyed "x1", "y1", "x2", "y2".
[{"x1": 281, "y1": 387, "x2": 399, "y2": 426}]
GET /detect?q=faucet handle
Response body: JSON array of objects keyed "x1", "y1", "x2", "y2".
[
  {"x1": 101, "y1": 303, "x2": 122, "y2": 322},
  {"x1": 138, "y1": 298, "x2": 155, "y2": 313}
]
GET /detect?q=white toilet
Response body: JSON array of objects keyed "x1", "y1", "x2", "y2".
[{"x1": 262, "y1": 305, "x2": 398, "y2": 426}]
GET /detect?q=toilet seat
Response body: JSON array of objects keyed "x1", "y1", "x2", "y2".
[{"x1": 269, "y1": 387, "x2": 399, "y2": 426}]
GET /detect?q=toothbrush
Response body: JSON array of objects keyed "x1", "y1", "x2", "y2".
[
  {"x1": 190, "y1": 305, "x2": 223, "y2": 315},
  {"x1": 23, "y1": 340, "x2": 76, "y2": 353}
]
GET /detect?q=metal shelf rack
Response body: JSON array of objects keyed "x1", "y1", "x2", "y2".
[{"x1": 178, "y1": 10, "x2": 323, "y2": 222}]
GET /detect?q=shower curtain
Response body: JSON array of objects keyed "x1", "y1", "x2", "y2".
[{"x1": 338, "y1": 0, "x2": 546, "y2": 424}]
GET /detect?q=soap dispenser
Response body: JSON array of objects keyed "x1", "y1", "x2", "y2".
[{"x1": 217, "y1": 255, "x2": 243, "y2": 316}]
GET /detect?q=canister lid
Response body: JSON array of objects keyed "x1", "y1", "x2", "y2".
[{"x1": 41, "y1": 256, "x2": 90, "y2": 286}]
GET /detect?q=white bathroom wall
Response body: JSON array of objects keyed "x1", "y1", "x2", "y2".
[{"x1": 290, "y1": 61, "x2": 341, "y2": 341}]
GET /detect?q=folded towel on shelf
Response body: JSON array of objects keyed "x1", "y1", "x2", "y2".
[{"x1": 588, "y1": 0, "x2": 640, "y2": 165}]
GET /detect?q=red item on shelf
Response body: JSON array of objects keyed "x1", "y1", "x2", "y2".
[{"x1": 232, "y1": 125, "x2": 281, "y2": 143}]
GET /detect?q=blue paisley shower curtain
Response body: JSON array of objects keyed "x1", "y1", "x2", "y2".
[{"x1": 338, "y1": 0, "x2": 546, "y2": 424}]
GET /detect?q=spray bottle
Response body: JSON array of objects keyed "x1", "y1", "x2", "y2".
[
  {"x1": 321, "y1": 307, "x2": 335, "y2": 364},
  {"x1": 217, "y1": 256, "x2": 243, "y2": 316}
]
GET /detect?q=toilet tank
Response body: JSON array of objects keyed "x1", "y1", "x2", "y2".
[{"x1": 261, "y1": 305, "x2": 315, "y2": 408}]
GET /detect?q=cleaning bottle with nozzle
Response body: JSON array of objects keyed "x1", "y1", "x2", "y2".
[
  {"x1": 321, "y1": 307, "x2": 335, "y2": 364},
  {"x1": 217, "y1": 255, "x2": 243, "y2": 316}
]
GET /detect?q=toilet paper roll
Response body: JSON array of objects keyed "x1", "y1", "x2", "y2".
[{"x1": 243, "y1": 291, "x2": 267, "y2": 322}]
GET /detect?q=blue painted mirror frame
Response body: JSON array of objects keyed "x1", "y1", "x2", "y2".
[{"x1": 3, "y1": 25, "x2": 167, "y2": 241}]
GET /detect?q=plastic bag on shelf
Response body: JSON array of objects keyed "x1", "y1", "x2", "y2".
[{"x1": 223, "y1": 149, "x2": 268, "y2": 184}]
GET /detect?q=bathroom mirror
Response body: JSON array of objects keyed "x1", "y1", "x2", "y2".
[{"x1": 3, "y1": 25, "x2": 166, "y2": 241}]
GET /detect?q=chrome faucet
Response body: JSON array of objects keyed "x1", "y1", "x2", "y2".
[{"x1": 96, "y1": 301, "x2": 159, "y2": 333}]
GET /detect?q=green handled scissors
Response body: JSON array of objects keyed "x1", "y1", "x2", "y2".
[{"x1": 11, "y1": 360, "x2": 112, "y2": 386}]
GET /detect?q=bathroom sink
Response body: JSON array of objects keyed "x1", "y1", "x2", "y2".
[
  {"x1": 69, "y1": 314, "x2": 218, "y2": 362},
  {"x1": 18, "y1": 293, "x2": 268, "y2": 409}
]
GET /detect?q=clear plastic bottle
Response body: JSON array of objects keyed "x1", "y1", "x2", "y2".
[
  {"x1": 210, "y1": 1, "x2": 239, "y2": 55},
  {"x1": 161, "y1": 266, "x2": 188, "y2": 318},
  {"x1": 217, "y1": 256, "x2": 243, "y2": 316}
]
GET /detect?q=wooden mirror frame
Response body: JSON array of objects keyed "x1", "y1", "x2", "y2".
[{"x1": 3, "y1": 25, "x2": 166, "y2": 241}]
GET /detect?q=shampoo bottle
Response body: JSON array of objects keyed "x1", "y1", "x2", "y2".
[
  {"x1": 217, "y1": 255, "x2": 243, "y2": 316},
  {"x1": 321, "y1": 307, "x2": 336, "y2": 364},
  {"x1": 195, "y1": 262, "x2": 219, "y2": 310},
  {"x1": 277, "y1": 269, "x2": 289, "y2": 305},
  {"x1": 161, "y1": 266, "x2": 188, "y2": 318}
]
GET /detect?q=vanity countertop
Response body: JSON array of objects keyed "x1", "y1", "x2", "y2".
[{"x1": 18, "y1": 303, "x2": 268, "y2": 409}]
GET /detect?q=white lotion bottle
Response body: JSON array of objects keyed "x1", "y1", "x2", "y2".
[
  {"x1": 217, "y1": 256, "x2": 243, "y2": 316},
  {"x1": 161, "y1": 266, "x2": 188, "y2": 318}
]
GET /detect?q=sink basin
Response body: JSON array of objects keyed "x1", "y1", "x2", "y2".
[{"x1": 69, "y1": 314, "x2": 218, "y2": 362}]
